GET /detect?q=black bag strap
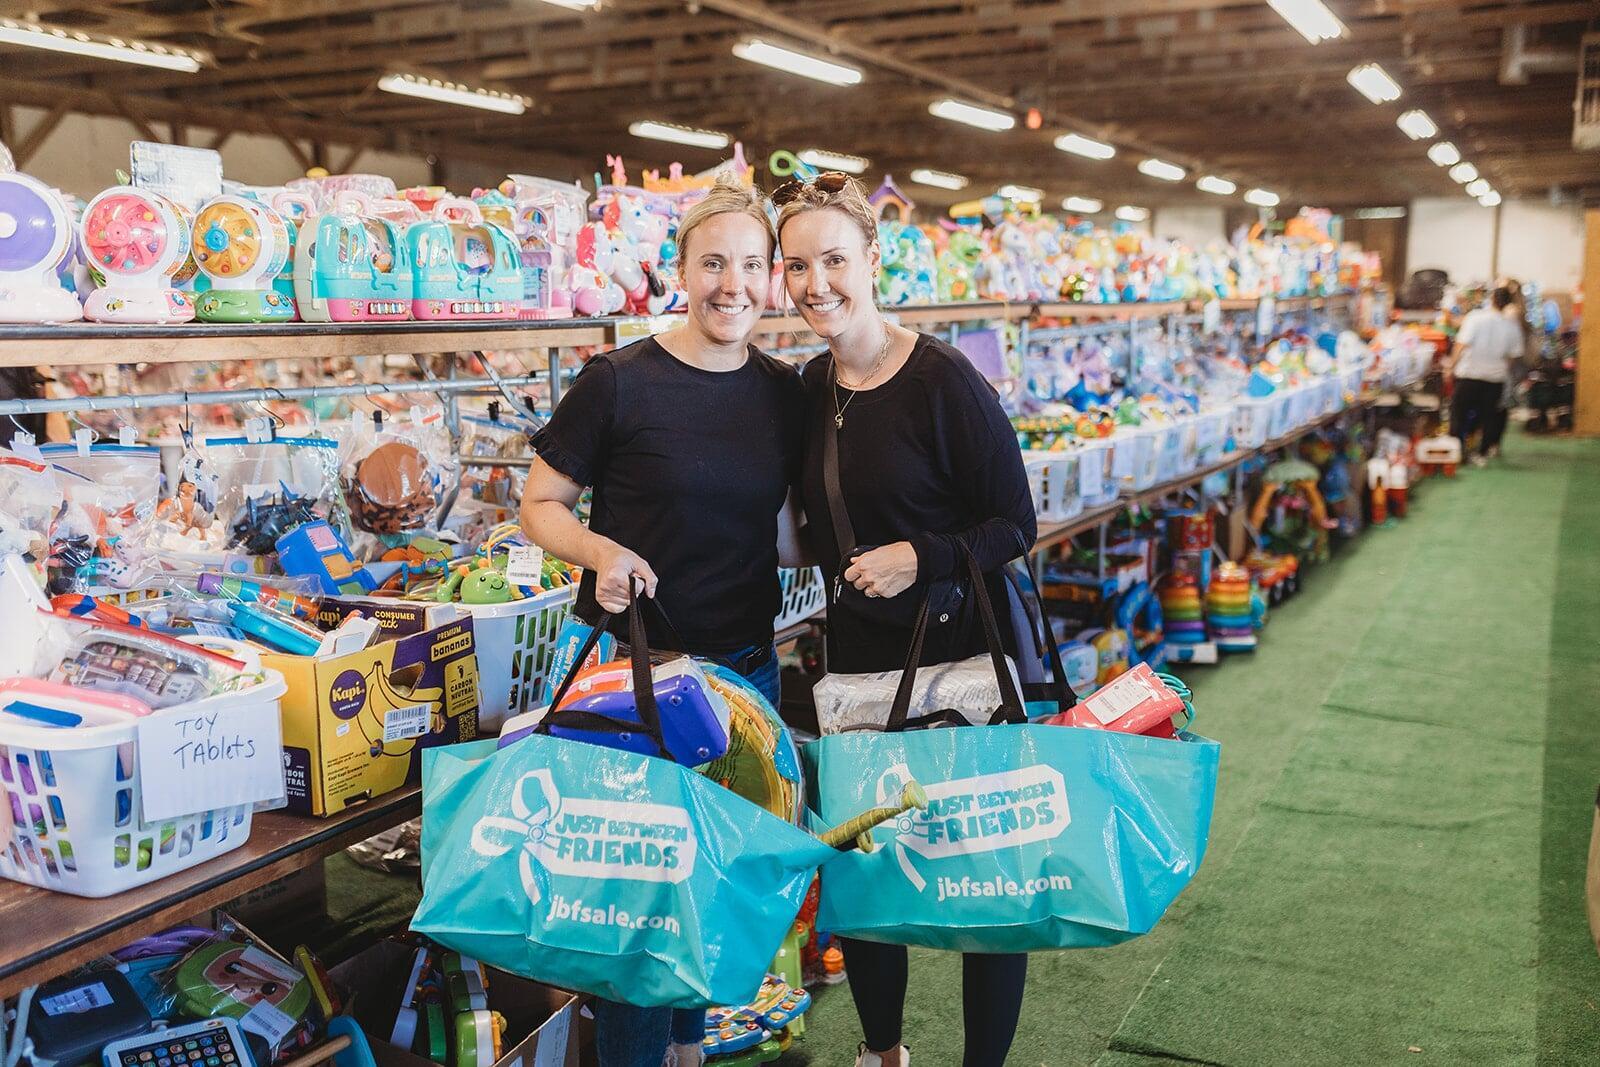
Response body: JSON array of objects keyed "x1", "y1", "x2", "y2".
[
  {"x1": 1004, "y1": 562, "x2": 1078, "y2": 709},
  {"x1": 820, "y1": 385, "x2": 858, "y2": 581},
  {"x1": 885, "y1": 543, "x2": 1026, "y2": 732},
  {"x1": 537, "y1": 580, "x2": 671, "y2": 759}
]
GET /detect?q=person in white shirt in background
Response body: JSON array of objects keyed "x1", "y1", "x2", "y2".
[
  {"x1": 1491, "y1": 278, "x2": 1534, "y2": 456},
  {"x1": 1447, "y1": 285, "x2": 1523, "y2": 467}
]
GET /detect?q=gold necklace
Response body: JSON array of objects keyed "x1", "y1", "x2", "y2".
[{"x1": 832, "y1": 325, "x2": 892, "y2": 429}]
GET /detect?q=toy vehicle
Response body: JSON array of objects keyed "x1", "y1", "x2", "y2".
[
  {"x1": 294, "y1": 192, "x2": 414, "y2": 322},
  {"x1": 406, "y1": 197, "x2": 521, "y2": 320}
]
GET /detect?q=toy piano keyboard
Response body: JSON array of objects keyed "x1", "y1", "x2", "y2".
[{"x1": 703, "y1": 974, "x2": 812, "y2": 1063}]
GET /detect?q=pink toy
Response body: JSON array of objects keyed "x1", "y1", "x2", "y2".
[{"x1": 571, "y1": 222, "x2": 627, "y2": 316}]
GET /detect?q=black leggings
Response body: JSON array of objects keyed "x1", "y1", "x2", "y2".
[
  {"x1": 1452, "y1": 377, "x2": 1506, "y2": 456},
  {"x1": 839, "y1": 937, "x2": 1027, "y2": 1067}
]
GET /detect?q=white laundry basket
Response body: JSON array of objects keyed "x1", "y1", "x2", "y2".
[
  {"x1": 458, "y1": 586, "x2": 576, "y2": 732},
  {"x1": 1023, "y1": 450, "x2": 1084, "y2": 523},
  {"x1": 775, "y1": 567, "x2": 827, "y2": 632},
  {"x1": 0, "y1": 668, "x2": 287, "y2": 898},
  {"x1": 1233, "y1": 396, "x2": 1273, "y2": 448}
]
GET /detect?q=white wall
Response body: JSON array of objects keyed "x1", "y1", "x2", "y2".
[
  {"x1": 1406, "y1": 195, "x2": 1584, "y2": 293},
  {"x1": 1153, "y1": 205, "x2": 1226, "y2": 249},
  {"x1": 9, "y1": 107, "x2": 433, "y2": 200}
]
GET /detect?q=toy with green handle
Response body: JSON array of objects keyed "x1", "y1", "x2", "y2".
[{"x1": 818, "y1": 780, "x2": 928, "y2": 853}]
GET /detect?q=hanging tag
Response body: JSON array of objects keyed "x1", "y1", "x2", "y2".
[
  {"x1": 118, "y1": 425, "x2": 137, "y2": 447},
  {"x1": 13, "y1": 431, "x2": 36, "y2": 452},
  {"x1": 244, "y1": 417, "x2": 270, "y2": 444},
  {"x1": 74, "y1": 427, "x2": 93, "y2": 457},
  {"x1": 505, "y1": 544, "x2": 545, "y2": 588}
]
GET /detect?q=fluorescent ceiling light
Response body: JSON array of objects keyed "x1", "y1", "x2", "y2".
[
  {"x1": 1354, "y1": 206, "x2": 1407, "y2": 219},
  {"x1": 1137, "y1": 158, "x2": 1186, "y2": 182},
  {"x1": 732, "y1": 38, "x2": 862, "y2": 86},
  {"x1": 997, "y1": 184, "x2": 1044, "y2": 203},
  {"x1": 1464, "y1": 178, "x2": 1491, "y2": 197},
  {"x1": 378, "y1": 73, "x2": 527, "y2": 114},
  {"x1": 1115, "y1": 205, "x2": 1150, "y2": 223},
  {"x1": 798, "y1": 148, "x2": 868, "y2": 174},
  {"x1": 909, "y1": 168, "x2": 968, "y2": 191},
  {"x1": 0, "y1": 17, "x2": 205, "y2": 71},
  {"x1": 1062, "y1": 196, "x2": 1103, "y2": 213},
  {"x1": 1196, "y1": 175, "x2": 1237, "y2": 195},
  {"x1": 928, "y1": 98, "x2": 1015, "y2": 131},
  {"x1": 1478, "y1": 191, "x2": 1502, "y2": 207},
  {"x1": 1396, "y1": 110, "x2": 1437, "y2": 140},
  {"x1": 533, "y1": 0, "x2": 600, "y2": 8},
  {"x1": 1427, "y1": 142, "x2": 1461, "y2": 166},
  {"x1": 1244, "y1": 188, "x2": 1281, "y2": 207},
  {"x1": 628, "y1": 120, "x2": 730, "y2": 149},
  {"x1": 1054, "y1": 132, "x2": 1116, "y2": 160},
  {"x1": 1347, "y1": 63, "x2": 1402, "y2": 103},
  {"x1": 1267, "y1": 0, "x2": 1346, "y2": 43},
  {"x1": 1449, "y1": 162, "x2": 1478, "y2": 183}
]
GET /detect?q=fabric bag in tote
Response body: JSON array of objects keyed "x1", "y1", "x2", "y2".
[
  {"x1": 804, "y1": 565, "x2": 1220, "y2": 952},
  {"x1": 413, "y1": 588, "x2": 833, "y2": 1009}
]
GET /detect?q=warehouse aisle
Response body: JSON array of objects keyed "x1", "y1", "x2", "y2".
[{"x1": 794, "y1": 432, "x2": 1600, "y2": 1066}]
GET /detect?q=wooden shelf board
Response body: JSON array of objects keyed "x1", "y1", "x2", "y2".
[{"x1": 0, "y1": 786, "x2": 420, "y2": 999}]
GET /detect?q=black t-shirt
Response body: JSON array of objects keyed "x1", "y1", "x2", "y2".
[
  {"x1": 532, "y1": 338, "x2": 805, "y2": 654},
  {"x1": 800, "y1": 333, "x2": 1036, "y2": 674}
]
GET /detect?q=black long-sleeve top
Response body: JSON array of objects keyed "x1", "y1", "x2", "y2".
[{"x1": 800, "y1": 333, "x2": 1037, "y2": 674}]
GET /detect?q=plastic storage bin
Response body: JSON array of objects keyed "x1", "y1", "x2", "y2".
[
  {"x1": 0, "y1": 668, "x2": 288, "y2": 898},
  {"x1": 1023, "y1": 449, "x2": 1084, "y2": 524},
  {"x1": 775, "y1": 567, "x2": 827, "y2": 632},
  {"x1": 1194, "y1": 407, "x2": 1232, "y2": 466},
  {"x1": 1340, "y1": 367, "x2": 1363, "y2": 405},
  {"x1": 1152, "y1": 422, "x2": 1185, "y2": 482},
  {"x1": 1112, "y1": 426, "x2": 1160, "y2": 492},
  {"x1": 460, "y1": 586, "x2": 575, "y2": 731},
  {"x1": 1267, "y1": 391, "x2": 1295, "y2": 438}
]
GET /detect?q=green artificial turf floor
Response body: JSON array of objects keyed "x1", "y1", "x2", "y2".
[{"x1": 788, "y1": 431, "x2": 1600, "y2": 1066}]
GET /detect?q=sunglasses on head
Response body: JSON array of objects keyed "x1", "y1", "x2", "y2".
[{"x1": 771, "y1": 170, "x2": 852, "y2": 207}]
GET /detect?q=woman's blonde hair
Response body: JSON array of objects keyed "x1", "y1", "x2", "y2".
[
  {"x1": 676, "y1": 175, "x2": 778, "y2": 261},
  {"x1": 774, "y1": 175, "x2": 879, "y2": 252}
]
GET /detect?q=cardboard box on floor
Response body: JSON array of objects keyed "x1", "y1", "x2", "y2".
[
  {"x1": 266, "y1": 618, "x2": 483, "y2": 816},
  {"x1": 330, "y1": 940, "x2": 581, "y2": 1067}
]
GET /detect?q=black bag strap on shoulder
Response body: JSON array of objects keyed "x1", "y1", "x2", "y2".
[
  {"x1": 884, "y1": 543, "x2": 1026, "y2": 732},
  {"x1": 537, "y1": 580, "x2": 671, "y2": 760},
  {"x1": 821, "y1": 397, "x2": 858, "y2": 589}
]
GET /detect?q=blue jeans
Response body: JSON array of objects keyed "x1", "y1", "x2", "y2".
[{"x1": 593, "y1": 640, "x2": 778, "y2": 1066}]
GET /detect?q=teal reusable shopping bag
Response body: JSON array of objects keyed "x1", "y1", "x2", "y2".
[
  {"x1": 805, "y1": 551, "x2": 1219, "y2": 952},
  {"x1": 413, "y1": 591, "x2": 834, "y2": 1009}
]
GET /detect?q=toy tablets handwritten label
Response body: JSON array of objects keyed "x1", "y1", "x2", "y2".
[
  {"x1": 241, "y1": 999, "x2": 298, "y2": 1047},
  {"x1": 505, "y1": 545, "x2": 545, "y2": 587},
  {"x1": 136, "y1": 701, "x2": 286, "y2": 821},
  {"x1": 39, "y1": 981, "x2": 114, "y2": 1016},
  {"x1": 384, "y1": 703, "x2": 430, "y2": 743}
]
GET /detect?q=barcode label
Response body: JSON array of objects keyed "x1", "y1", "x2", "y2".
[
  {"x1": 505, "y1": 545, "x2": 545, "y2": 587},
  {"x1": 40, "y1": 981, "x2": 113, "y2": 1016},
  {"x1": 1082, "y1": 673, "x2": 1151, "y2": 725},
  {"x1": 384, "y1": 704, "x2": 430, "y2": 743},
  {"x1": 241, "y1": 999, "x2": 298, "y2": 1046},
  {"x1": 240, "y1": 946, "x2": 303, "y2": 985}
]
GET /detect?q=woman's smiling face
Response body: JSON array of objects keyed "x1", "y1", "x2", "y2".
[
  {"x1": 680, "y1": 211, "x2": 772, "y2": 347},
  {"x1": 780, "y1": 206, "x2": 880, "y2": 341}
]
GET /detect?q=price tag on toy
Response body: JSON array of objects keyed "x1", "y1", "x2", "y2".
[
  {"x1": 1256, "y1": 296, "x2": 1276, "y2": 338},
  {"x1": 505, "y1": 544, "x2": 545, "y2": 588},
  {"x1": 136, "y1": 699, "x2": 286, "y2": 822}
]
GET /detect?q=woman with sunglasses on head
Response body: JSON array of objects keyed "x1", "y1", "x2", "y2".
[
  {"x1": 774, "y1": 174, "x2": 1036, "y2": 1067},
  {"x1": 520, "y1": 176, "x2": 805, "y2": 1067}
]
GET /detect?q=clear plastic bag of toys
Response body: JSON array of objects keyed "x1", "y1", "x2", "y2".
[
  {"x1": 204, "y1": 433, "x2": 349, "y2": 556},
  {"x1": 141, "y1": 430, "x2": 227, "y2": 555},
  {"x1": 0, "y1": 446, "x2": 64, "y2": 583},
  {"x1": 339, "y1": 406, "x2": 457, "y2": 540},
  {"x1": 31, "y1": 609, "x2": 260, "y2": 708},
  {"x1": 37, "y1": 443, "x2": 165, "y2": 588},
  {"x1": 149, "y1": 915, "x2": 327, "y2": 1065}
]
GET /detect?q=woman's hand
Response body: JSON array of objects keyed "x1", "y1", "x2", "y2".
[
  {"x1": 844, "y1": 541, "x2": 920, "y2": 600},
  {"x1": 593, "y1": 542, "x2": 658, "y2": 613}
]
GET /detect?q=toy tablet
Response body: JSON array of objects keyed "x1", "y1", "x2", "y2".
[
  {"x1": 102, "y1": 1018, "x2": 252, "y2": 1067},
  {"x1": 228, "y1": 602, "x2": 325, "y2": 656},
  {"x1": 30, "y1": 969, "x2": 153, "y2": 1067},
  {"x1": 0, "y1": 677, "x2": 152, "y2": 728},
  {"x1": 47, "y1": 613, "x2": 247, "y2": 709},
  {"x1": 553, "y1": 657, "x2": 731, "y2": 764}
]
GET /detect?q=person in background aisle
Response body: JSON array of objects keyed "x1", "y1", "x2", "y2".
[
  {"x1": 1447, "y1": 285, "x2": 1522, "y2": 467},
  {"x1": 1491, "y1": 278, "x2": 1533, "y2": 456},
  {"x1": 519, "y1": 176, "x2": 806, "y2": 1067},
  {"x1": 775, "y1": 172, "x2": 1036, "y2": 1067}
]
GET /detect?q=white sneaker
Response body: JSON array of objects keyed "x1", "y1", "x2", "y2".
[
  {"x1": 855, "y1": 1043, "x2": 911, "y2": 1067},
  {"x1": 1470, "y1": 455, "x2": 1489, "y2": 469}
]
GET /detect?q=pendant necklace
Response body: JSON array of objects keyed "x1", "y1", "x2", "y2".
[{"x1": 832, "y1": 325, "x2": 892, "y2": 429}]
